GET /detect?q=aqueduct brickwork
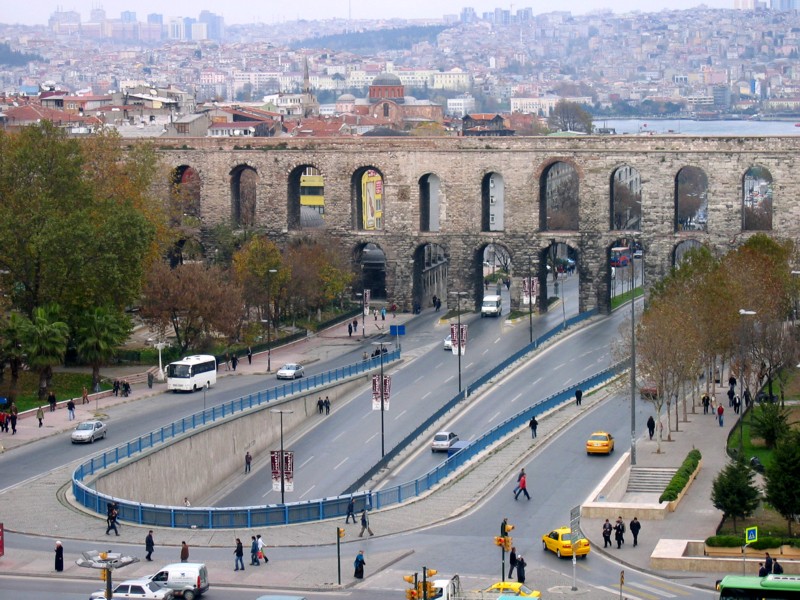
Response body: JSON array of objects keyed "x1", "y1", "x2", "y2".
[{"x1": 153, "y1": 135, "x2": 800, "y2": 314}]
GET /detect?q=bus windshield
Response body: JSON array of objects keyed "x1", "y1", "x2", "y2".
[{"x1": 167, "y1": 364, "x2": 191, "y2": 379}]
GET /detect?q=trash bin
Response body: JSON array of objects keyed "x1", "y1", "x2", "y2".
[{"x1": 147, "y1": 372, "x2": 154, "y2": 389}]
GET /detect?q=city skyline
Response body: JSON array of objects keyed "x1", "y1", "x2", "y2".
[{"x1": 4, "y1": 0, "x2": 731, "y2": 27}]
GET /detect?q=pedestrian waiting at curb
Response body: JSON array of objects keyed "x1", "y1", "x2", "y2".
[
  {"x1": 515, "y1": 555, "x2": 526, "y2": 584},
  {"x1": 54, "y1": 541, "x2": 64, "y2": 572},
  {"x1": 575, "y1": 388, "x2": 583, "y2": 406},
  {"x1": 508, "y1": 546, "x2": 517, "y2": 579}
]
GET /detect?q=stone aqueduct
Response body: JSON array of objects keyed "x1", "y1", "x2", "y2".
[{"x1": 153, "y1": 135, "x2": 800, "y2": 314}]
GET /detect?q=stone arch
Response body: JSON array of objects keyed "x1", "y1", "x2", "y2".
[
  {"x1": 673, "y1": 239, "x2": 704, "y2": 267},
  {"x1": 352, "y1": 167, "x2": 384, "y2": 231},
  {"x1": 419, "y1": 173, "x2": 442, "y2": 232},
  {"x1": 481, "y1": 172, "x2": 504, "y2": 232},
  {"x1": 354, "y1": 242, "x2": 387, "y2": 300},
  {"x1": 742, "y1": 165, "x2": 773, "y2": 231},
  {"x1": 412, "y1": 243, "x2": 448, "y2": 310},
  {"x1": 539, "y1": 240, "x2": 577, "y2": 314},
  {"x1": 474, "y1": 242, "x2": 514, "y2": 310},
  {"x1": 287, "y1": 164, "x2": 325, "y2": 230},
  {"x1": 230, "y1": 164, "x2": 258, "y2": 229},
  {"x1": 610, "y1": 165, "x2": 642, "y2": 231},
  {"x1": 540, "y1": 161, "x2": 579, "y2": 231},
  {"x1": 170, "y1": 165, "x2": 202, "y2": 221},
  {"x1": 606, "y1": 237, "x2": 641, "y2": 305},
  {"x1": 674, "y1": 166, "x2": 708, "y2": 233}
]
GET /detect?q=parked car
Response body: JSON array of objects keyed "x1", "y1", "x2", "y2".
[
  {"x1": 431, "y1": 431, "x2": 459, "y2": 452},
  {"x1": 90, "y1": 579, "x2": 173, "y2": 600},
  {"x1": 483, "y1": 581, "x2": 541, "y2": 597},
  {"x1": 443, "y1": 335, "x2": 453, "y2": 351},
  {"x1": 542, "y1": 526, "x2": 591, "y2": 558},
  {"x1": 610, "y1": 255, "x2": 629, "y2": 267},
  {"x1": 71, "y1": 420, "x2": 107, "y2": 444},
  {"x1": 586, "y1": 431, "x2": 615, "y2": 455},
  {"x1": 276, "y1": 363, "x2": 305, "y2": 379},
  {"x1": 150, "y1": 563, "x2": 209, "y2": 600}
]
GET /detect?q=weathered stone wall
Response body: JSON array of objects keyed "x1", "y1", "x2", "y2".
[{"x1": 151, "y1": 136, "x2": 800, "y2": 313}]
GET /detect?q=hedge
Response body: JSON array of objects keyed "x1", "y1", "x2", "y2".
[
  {"x1": 658, "y1": 448, "x2": 702, "y2": 503},
  {"x1": 706, "y1": 535, "x2": 800, "y2": 548}
]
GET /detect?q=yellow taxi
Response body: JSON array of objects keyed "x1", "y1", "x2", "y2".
[
  {"x1": 484, "y1": 581, "x2": 541, "y2": 597},
  {"x1": 586, "y1": 431, "x2": 614, "y2": 455},
  {"x1": 542, "y1": 526, "x2": 591, "y2": 558}
]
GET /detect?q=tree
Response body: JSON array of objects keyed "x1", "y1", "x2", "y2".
[
  {"x1": 750, "y1": 402, "x2": 790, "y2": 449},
  {"x1": 548, "y1": 100, "x2": 593, "y2": 133},
  {"x1": 140, "y1": 262, "x2": 243, "y2": 352},
  {"x1": 232, "y1": 236, "x2": 287, "y2": 320},
  {"x1": 764, "y1": 429, "x2": 800, "y2": 536},
  {"x1": 711, "y1": 458, "x2": 761, "y2": 533},
  {"x1": 75, "y1": 307, "x2": 131, "y2": 391},
  {"x1": 20, "y1": 305, "x2": 69, "y2": 399},
  {"x1": 0, "y1": 312, "x2": 28, "y2": 402}
]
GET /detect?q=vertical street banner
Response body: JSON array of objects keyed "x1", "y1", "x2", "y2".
[
  {"x1": 270, "y1": 451, "x2": 295, "y2": 492},
  {"x1": 0, "y1": 522, "x2": 4, "y2": 558},
  {"x1": 522, "y1": 277, "x2": 539, "y2": 305},
  {"x1": 450, "y1": 323, "x2": 468, "y2": 355},
  {"x1": 371, "y1": 374, "x2": 391, "y2": 410},
  {"x1": 364, "y1": 289, "x2": 371, "y2": 308}
]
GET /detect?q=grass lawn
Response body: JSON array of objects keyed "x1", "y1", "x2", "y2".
[{"x1": 0, "y1": 371, "x2": 106, "y2": 414}]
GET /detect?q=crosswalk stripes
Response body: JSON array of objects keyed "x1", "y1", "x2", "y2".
[
  {"x1": 628, "y1": 581, "x2": 679, "y2": 597},
  {"x1": 597, "y1": 584, "x2": 646, "y2": 600}
]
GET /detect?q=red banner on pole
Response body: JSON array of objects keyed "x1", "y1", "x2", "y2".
[
  {"x1": 270, "y1": 451, "x2": 294, "y2": 492},
  {"x1": 372, "y1": 374, "x2": 391, "y2": 410}
]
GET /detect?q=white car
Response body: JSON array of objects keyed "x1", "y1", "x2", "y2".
[
  {"x1": 71, "y1": 419, "x2": 107, "y2": 444},
  {"x1": 432, "y1": 431, "x2": 459, "y2": 452},
  {"x1": 90, "y1": 579, "x2": 173, "y2": 599},
  {"x1": 276, "y1": 363, "x2": 305, "y2": 379},
  {"x1": 443, "y1": 335, "x2": 452, "y2": 351}
]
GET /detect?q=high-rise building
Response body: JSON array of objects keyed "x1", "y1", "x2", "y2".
[
  {"x1": 89, "y1": 8, "x2": 106, "y2": 22},
  {"x1": 199, "y1": 11, "x2": 225, "y2": 41},
  {"x1": 121, "y1": 11, "x2": 137, "y2": 23},
  {"x1": 147, "y1": 13, "x2": 163, "y2": 25}
]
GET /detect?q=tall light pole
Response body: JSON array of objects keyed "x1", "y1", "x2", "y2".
[
  {"x1": 738, "y1": 309, "x2": 756, "y2": 455},
  {"x1": 527, "y1": 255, "x2": 534, "y2": 344},
  {"x1": 266, "y1": 268, "x2": 277, "y2": 373},
  {"x1": 449, "y1": 291, "x2": 468, "y2": 396},
  {"x1": 630, "y1": 246, "x2": 639, "y2": 466},
  {"x1": 270, "y1": 408, "x2": 293, "y2": 504},
  {"x1": 373, "y1": 341, "x2": 389, "y2": 457},
  {"x1": 355, "y1": 291, "x2": 366, "y2": 339}
]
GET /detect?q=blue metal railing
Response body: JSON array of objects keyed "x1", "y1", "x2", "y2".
[{"x1": 73, "y1": 309, "x2": 622, "y2": 529}]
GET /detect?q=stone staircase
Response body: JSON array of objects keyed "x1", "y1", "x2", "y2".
[{"x1": 627, "y1": 467, "x2": 677, "y2": 494}]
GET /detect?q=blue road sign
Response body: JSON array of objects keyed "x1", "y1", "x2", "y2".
[
  {"x1": 390, "y1": 325, "x2": 405, "y2": 336},
  {"x1": 745, "y1": 526, "x2": 758, "y2": 544}
]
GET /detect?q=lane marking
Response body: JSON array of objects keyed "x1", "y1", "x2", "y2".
[
  {"x1": 511, "y1": 393, "x2": 522, "y2": 403},
  {"x1": 465, "y1": 362, "x2": 474, "y2": 369},
  {"x1": 629, "y1": 582, "x2": 678, "y2": 598},
  {"x1": 482, "y1": 349, "x2": 489, "y2": 355},
  {"x1": 394, "y1": 410, "x2": 407, "y2": 420},
  {"x1": 334, "y1": 457, "x2": 349, "y2": 470},
  {"x1": 299, "y1": 485, "x2": 315, "y2": 499},
  {"x1": 414, "y1": 376, "x2": 424, "y2": 383},
  {"x1": 531, "y1": 377, "x2": 542, "y2": 386},
  {"x1": 298, "y1": 456, "x2": 315, "y2": 469},
  {"x1": 365, "y1": 433, "x2": 378, "y2": 443},
  {"x1": 422, "y1": 392, "x2": 431, "y2": 400},
  {"x1": 332, "y1": 431, "x2": 347, "y2": 442},
  {"x1": 488, "y1": 411, "x2": 501, "y2": 423},
  {"x1": 445, "y1": 375, "x2": 454, "y2": 383},
  {"x1": 494, "y1": 337, "x2": 501, "y2": 344},
  {"x1": 597, "y1": 586, "x2": 644, "y2": 600}
]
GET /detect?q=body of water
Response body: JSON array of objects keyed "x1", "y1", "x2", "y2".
[{"x1": 598, "y1": 118, "x2": 800, "y2": 136}]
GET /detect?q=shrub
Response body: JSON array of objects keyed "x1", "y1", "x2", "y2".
[
  {"x1": 706, "y1": 535, "x2": 799, "y2": 548},
  {"x1": 750, "y1": 537, "x2": 784, "y2": 550},
  {"x1": 706, "y1": 535, "x2": 745, "y2": 547},
  {"x1": 659, "y1": 449, "x2": 702, "y2": 502}
]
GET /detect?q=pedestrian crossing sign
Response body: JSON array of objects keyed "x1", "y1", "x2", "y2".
[{"x1": 745, "y1": 527, "x2": 758, "y2": 544}]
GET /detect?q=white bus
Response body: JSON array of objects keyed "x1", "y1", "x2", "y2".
[{"x1": 166, "y1": 355, "x2": 217, "y2": 392}]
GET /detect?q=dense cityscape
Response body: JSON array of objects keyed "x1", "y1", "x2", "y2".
[{"x1": 2, "y1": 3, "x2": 800, "y2": 136}]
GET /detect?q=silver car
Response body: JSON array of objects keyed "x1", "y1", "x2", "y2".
[
  {"x1": 71, "y1": 420, "x2": 107, "y2": 444},
  {"x1": 276, "y1": 363, "x2": 305, "y2": 379},
  {"x1": 90, "y1": 579, "x2": 173, "y2": 599},
  {"x1": 431, "y1": 431, "x2": 459, "y2": 452}
]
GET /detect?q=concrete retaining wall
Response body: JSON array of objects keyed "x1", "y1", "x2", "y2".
[
  {"x1": 94, "y1": 373, "x2": 375, "y2": 506},
  {"x1": 652, "y1": 539, "x2": 800, "y2": 573}
]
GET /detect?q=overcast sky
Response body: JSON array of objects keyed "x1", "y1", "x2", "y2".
[{"x1": 4, "y1": 1, "x2": 731, "y2": 27}]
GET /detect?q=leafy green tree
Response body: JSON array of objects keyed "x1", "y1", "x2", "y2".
[
  {"x1": 20, "y1": 305, "x2": 69, "y2": 399},
  {"x1": 75, "y1": 307, "x2": 132, "y2": 391},
  {"x1": 0, "y1": 312, "x2": 28, "y2": 402},
  {"x1": 711, "y1": 458, "x2": 761, "y2": 532},
  {"x1": 764, "y1": 429, "x2": 800, "y2": 536},
  {"x1": 751, "y1": 402, "x2": 790, "y2": 449}
]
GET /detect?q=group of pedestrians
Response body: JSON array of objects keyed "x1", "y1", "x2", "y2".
[
  {"x1": 507, "y1": 546, "x2": 527, "y2": 584},
  {"x1": 112, "y1": 379, "x2": 131, "y2": 397},
  {"x1": 317, "y1": 396, "x2": 331, "y2": 415},
  {"x1": 512, "y1": 468, "x2": 530, "y2": 501},
  {"x1": 223, "y1": 352, "x2": 239, "y2": 371},
  {"x1": 758, "y1": 552, "x2": 784, "y2": 576},
  {"x1": 0, "y1": 402, "x2": 18, "y2": 434},
  {"x1": 602, "y1": 516, "x2": 642, "y2": 549}
]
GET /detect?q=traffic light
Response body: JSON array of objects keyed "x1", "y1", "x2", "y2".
[
  {"x1": 504, "y1": 523, "x2": 515, "y2": 535},
  {"x1": 425, "y1": 568, "x2": 438, "y2": 578},
  {"x1": 426, "y1": 581, "x2": 436, "y2": 597},
  {"x1": 494, "y1": 535, "x2": 505, "y2": 546},
  {"x1": 504, "y1": 537, "x2": 513, "y2": 552},
  {"x1": 406, "y1": 589, "x2": 418, "y2": 600},
  {"x1": 100, "y1": 568, "x2": 107, "y2": 581},
  {"x1": 403, "y1": 575, "x2": 416, "y2": 585},
  {"x1": 337, "y1": 527, "x2": 345, "y2": 538}
]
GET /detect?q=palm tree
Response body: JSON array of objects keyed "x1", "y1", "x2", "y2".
[
  {"x1": 75, "y1": 307, "x2": 131, "y2": 391},
  {"x1": 21, "y1": 305, "x2": 69, "y2": 400}
]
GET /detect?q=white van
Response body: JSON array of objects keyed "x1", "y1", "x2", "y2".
[
  {"x1": 151, "y1": 563, "x2": 209, "y2": 600},
  {"x1": 481, "y1": 294, "x2": 502, "y2": 317}
]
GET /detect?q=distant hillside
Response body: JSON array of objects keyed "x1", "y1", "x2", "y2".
[
  {"x1": 0, "y1": 43, "x2": 43, "y2": 66},
  {"x1": 291, "y1": 25, "x2": 448, "y2": 52}
]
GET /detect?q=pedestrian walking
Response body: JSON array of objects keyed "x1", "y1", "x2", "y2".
[
  {"x1": 245, "y1": 451, "x2": 252, "y2": 474},
  {"x1": 717, "y1": 404, "x2": 725, "y2": 427},
  {"x1": 54, "y1": 541, "x2": 64, "y2": 572},
  {"x1": 381, "y1": 307, "x2": 386, "y2": 320},
  {"x1": 122, "y1": 380, "x2": 131, "y2": 397},
  {"x1": 0, "y1": 409, "x2": 7, "y2": 433},
  {"x1": 512, "y1": 469, "x2": 525, "y2": 496},
  {"x1": 106, "y1": 506, "x2": 119, "y2": 536},
  {"x1": 602, "y1": 519, "x2": 613, "y2": 547},
  {"x1": 247, "y1": 346, "x2": 252, "y2": 365},
  {"x1": 734, "y1": 395, "x2": 741, "y2": 414},
  {"x1": 231, "y1": 353, "x2": 238, "y2": 371},
  {"x1": 250, "y1": 536, "x2": 260, "y2": 566},
  {"x1": 744, "y1": 389, "x2": 752, "y2": 408},
  {"x1": 234, "y1": 538, "x2": 245, "y2": 571},
  {"x1": 353, "y1": 319, "x2": 358, "y2": 333},
  {"x1": 345, "y1": 496, "x2": 356, "y2": 523},
  {"x1": 145, "y1": 530, "x2": 155, "y2": 561},
  {"x1": 758, "y1": 562, "x2": 768, "y2": 577},
  {"x1": 36, "y1": 405, "x2": 44, "y2": 428},
  {"x1": 575, "y1": 388, "x2": 583, "y2": 406},
  {"x1": 256, "y1": 534, "x2": 267, "y2": 562},
  {"x1": 727, "y1": 387, "x2": 735, "y2": 407},
  {"x1": 67, "y1": 399, "x2": 75, "y2": 421},
  {"x1": 359, "y1": 509, "x2": 374, "y2": 537},
  {"x1": 113, "y1": 379, "x2": 120, "y2": 396},
  {"x1": 373, "y1": 307, "x2": 378, "y2": 320},
  {"x1": 515, "y1": 555, "x2": 526, "y2": 584},
  {"x1": 48, "y1": 390, "x2": 57, "y2": 412},
  {"x1": 529, "y1": 415, "x2": 538, "y2": 438},
  {"x1": 348, "y1": 322, "x2": 353, "y2": 337},
  {"x1": 629, "y1": 517, "x2": 641, "y2": 547},
  {"x1": 765, "y1": 552, "x2": 773, "y2": 574},
  {"x1": 773, "y1": 558, "x2": 784, "y2": 574},
  {"x1": 508, "y1": 546, "x2": 517, "y2": 579},
  {"x1": 317, "y1": 397, "x2": 324, "y2": 414},
  {"x1": 180, "y1": 541, "x2": 189, "y2": 562},
  {"x1": 702, "y1": 393, "x2": 710, "y2": 414},
  {"x1": 9, "y1": 402, "x2": 18, "y2": 434},
  {"x1": 324, "y1": 396, "x2": 331, "y2": 415},
  {"x1": 614, "y1": 516, "x2": 625, "y2": 548},
  {"x1": 514, "y1": 471, "x2": 530, "y2": 500},
  {"x1": 354, "y1": 550, "x2": 366, "y2": 579},
  {"x1": 647, "y1": 416, "x2": 656, "y2": 440},
  {"x1": 82, "y1": 386, "x2": 89, "y2": 405}
]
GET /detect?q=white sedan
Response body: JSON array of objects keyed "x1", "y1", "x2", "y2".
[
  {"x1": 276, "y1": 363, "x2": 305, "y2": 379},
  {"x1": 71, "y1": 420, "x2": 107, "y2": 444},
  {"x1": 90, "y1": 579, "x2": 173, "y2": 599},
  {"x1": 432, "y1": 431, "x2": 459, "y2": 452}
]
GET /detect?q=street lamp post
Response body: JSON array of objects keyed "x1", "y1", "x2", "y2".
[
  {"x1": 373, "y1": 341, "x2": 389, "y2": 457},
  {"x1": 270, "y1": 408, "x2": 293, "y2": 504},
  {"x1": 630, "y1": 247, "x2": 639, "y2": 466},
  {"x1": 266, "y1": 268, "x2": 277, "y2": 373},
  {"x1": 449, "y1": 291, "x2": 468, "y2": 396},
  {"x1": 738, "y1": 309, "x2": 756, "y2": 455},
  {"x1": 527, "y1": 256, "x2": 534, "y2": 344}
]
